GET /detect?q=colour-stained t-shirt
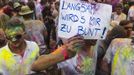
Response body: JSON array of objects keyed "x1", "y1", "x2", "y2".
[
  {"x1": 0, "y1": 40, "x2": 39, "y2": 75},
  {"x1": 104, "y1": 38, "x2": 134, "y2": 75},
  {"x1": 58, "y1": 46, "x2": 97, "y2": 75}
]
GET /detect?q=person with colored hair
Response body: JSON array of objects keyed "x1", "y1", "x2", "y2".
[{"x1": 0, "y1": 17, "x2": 40, "y2": 75}]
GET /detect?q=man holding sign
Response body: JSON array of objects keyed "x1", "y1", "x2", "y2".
[{"x1": 31, "y1": 0, "x2": 112, "y2": 75}]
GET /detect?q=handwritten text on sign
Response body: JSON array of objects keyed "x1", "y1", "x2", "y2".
[{"x1": 58, "y1": 0, "x2": 112, "y2": 39}]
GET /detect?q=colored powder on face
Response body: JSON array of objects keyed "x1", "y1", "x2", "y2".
[{"x1": 5, "y1": 26, "x2": 23, "y2": 39}]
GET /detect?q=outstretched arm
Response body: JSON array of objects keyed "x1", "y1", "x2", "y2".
[
  {"x1": 31, "y1": 36, "x2": 84, "y2": 71},
  {"x1": 31, "y1": 46, "x2": 66, "y2": 71}
]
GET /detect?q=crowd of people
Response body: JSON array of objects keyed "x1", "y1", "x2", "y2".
[{"x1": 0, "y1": 0, "x2": 134, "y2": 75}]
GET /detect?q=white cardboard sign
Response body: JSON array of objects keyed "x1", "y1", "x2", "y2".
[{"x1": 58, "y1": 0, "x2": 112, "y2": 39}]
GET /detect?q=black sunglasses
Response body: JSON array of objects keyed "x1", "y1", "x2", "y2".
[{"x1": 7, "y1": 34, "x2": 22, "y2": 41}]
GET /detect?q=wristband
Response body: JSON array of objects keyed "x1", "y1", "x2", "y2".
[{"x1": 62, "y1": 48, "x2": 69, "y2": 60}]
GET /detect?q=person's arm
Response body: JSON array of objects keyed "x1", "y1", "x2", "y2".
[
  {"x1": 31, "y1": 46, "x2": 66, "y2": 71},
  {"x1": 31, "y1": 36, "x2": 84, "y2": 71}
]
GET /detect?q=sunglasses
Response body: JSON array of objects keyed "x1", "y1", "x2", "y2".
[{"x1": 7, "y1": 34, "x2": 22, "y2": 42}]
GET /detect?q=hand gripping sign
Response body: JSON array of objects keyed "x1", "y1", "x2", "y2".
[{"x1": 58, "y1": 0, "x2": 112, "y2": 39}]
